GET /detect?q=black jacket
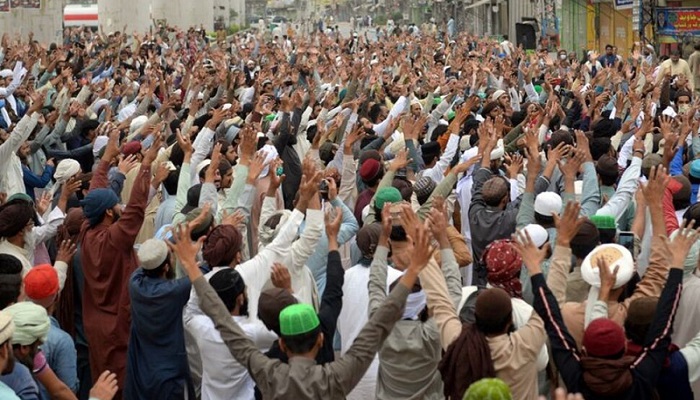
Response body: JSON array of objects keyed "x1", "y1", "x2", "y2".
[{"x1": 532, "y1": 269, "x2": 683, "y2": 400}]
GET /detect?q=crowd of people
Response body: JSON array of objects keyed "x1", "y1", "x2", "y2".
[{"x1": 0, "y1": 18, "x2": 698, "y2": 400}]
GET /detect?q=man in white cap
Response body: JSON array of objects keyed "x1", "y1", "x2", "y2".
[
  {"x1": 0, "y1": 311, "x2": 18, "y2": 399},
  {"x1": 546, "y1": 179, "x2": 671, "y2": 348},
  {"x1": 124, "y1": 238, "x2": 196, "y2": 399},
  {"x1": 0, "y1": 61, "x2": 28, "y2": 130}
]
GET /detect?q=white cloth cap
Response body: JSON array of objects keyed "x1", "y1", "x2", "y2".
[
  {"x1": 489, "y1": 139, "x2": 505, "y2": 161},
  {"x1": 581, "y1": 244, "x2": 635, "y2": 289},
  {"x1": 92, "y1": 99, "x2": 110, "y2": 114},
  {"x1": 0, "y1": 311, "x2": 13, "y2": 344},
  {"x1": 258, "y1": 144, "x2": 279, "y2": 178},
  {"x1": 117, "y1": 103, "x2": 137, "y2": 122},
  {"x1": 662, "y1": 106, "x2": 677, "y2": 118},
  {"x1": 137, "y1": 239, "x2": 169, "y2": 270},
  {"x1": 410, "y1": 98, "x2": 423, "y2": 112},
  {"x1": 130, "y1": 115, "x2": 148, "y2": 134},
  {"x1": 93, "y1": 136, "x2": 109, "y2": 157},
  {"x1": 54, "y1": 159, "x2": 81, "y2": 183},
  {"x1": 534, "y1": 192, "x2": 562, "y2": 216},
  {"x1": 196, "y1": 159, "x2": 211, "y2": 176},
  {"x1": 0, "y1": 69, "x2": 12, "y2": 78},
  {"x1": 522, "y1": 224, "x2": 549, "y2": 248},
  {"x1": 491, "y1": 89, "x2": 507, "y2": 102},
  {"x1": 459, "y1": 135, "x2": 471, "y2": 152},
  {"x1": 581, "y1": 243, "x2": 635, "y2": 328}
]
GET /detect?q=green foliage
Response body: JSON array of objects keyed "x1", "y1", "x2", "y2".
[{"x1": 374, "y1": 14, "x2": 387, "y2": 26}]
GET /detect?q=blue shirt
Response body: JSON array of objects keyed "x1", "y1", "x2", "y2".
[
  {"x1": 38, "y1": 317, "x2": 78, "y2": 400},
  {"x1": 304, "y1": 198, "x2": 359, "y2": 295},
  {"x1": 124, "y1": 269, "x2": 194, "y2": 400},
  {"x1": 0, "y1": 363, "x2": 39, "y2": 400}
]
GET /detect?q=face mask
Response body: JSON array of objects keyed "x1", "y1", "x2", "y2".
[
  {"x1": 24, "y1": 228, "x2": 36, "y2": 251},
  {"x1": 560, "y1": 54, "x2": 567, "y2": 60},
  {"x1": 679, "y1": 104, "x2": 690, "y2": 114}
]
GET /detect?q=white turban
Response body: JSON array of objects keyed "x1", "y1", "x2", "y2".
[
  {"x1": 4, "y1": 302, "x2": 49, "y2": 346},
  {"x1": 258, "y1": 144, "x2": 279, "y2": 178},
  {"x1": 581, "y1": 244, "x2": 635, "y2": 327},
  {"x1": 49, "y1": 159, "x2": 81, "y2": 198}
]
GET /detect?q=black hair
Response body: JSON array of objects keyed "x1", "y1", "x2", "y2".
[
  {"x1": 0, "y1": 254, "x2": 22, "y2": 309},
  {"x1": 169, "y1": 142, "x2": 184, "y2": 168},
  {"x1": 534, "y1": 212, "x2": 555, "y2": 227},
  {"x1": 571, "y1": 242, "x2": 597, "y2": 260},
  {"x1": 162, "y1": 169, "x2": 180, "y2": 196},
  {"x1": 430, "y1": 124, "x2": 448, "y2": 143},
  {"x1": 218, "y1": 159, "x2": 232, "y2": 176},
  {"x1": 475, "y1": 310, "x2": 513, "y2": 335},
  {"x1": 600, "y1": 174, "x2": 618, "y2": 187},
  {"x1": 368, "y1": 103, "x2": 383, "y2": 124},
  {"x1": 281, "y1": 326, "x2": 321, "y2": 354},
  {"x1": 362, "y1": 167, "x2": 384, "y2": 188},
  {"x1": 598, "y1": 228, "x2": 617, "y2": 244},
  {"x1": 143, "y1": 257, "x2": 169, "y2": 278},
  {"x1": 389, "y1": 225, "x2": 407, "y2": 242}
]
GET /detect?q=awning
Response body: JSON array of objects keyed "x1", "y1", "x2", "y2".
[{"x1": 464, "y1": 0, "x2": 490, "y2": 10}]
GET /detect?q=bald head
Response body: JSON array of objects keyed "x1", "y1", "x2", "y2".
[{"x1": 482, "y1": 177, "x2": 509, "y2": 208}]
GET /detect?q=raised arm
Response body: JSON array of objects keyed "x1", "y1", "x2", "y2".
[
  {"x1": 108, "y1": 135, "x2": 159, "y2": 249},
  {"x1": 317, "y1": 209, "x2": 345, "y2": 334},
  {"x1": 513, "y1": 229, "x2": 583, "y2": 391}
]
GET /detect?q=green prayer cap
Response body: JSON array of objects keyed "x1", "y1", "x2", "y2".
[
  {"x1": 463, "y1": 378, "x2": 512, "y2": 400},
  {"x1": 433, "y1": 97, "x2": 442, "y2": 106},
  {"x1": 375, "y1": 187, "x2": 402, "y2": 211},
  {"x1": 534, "y1": 85, "x2": 543, "y2": 94},
  {"x1": 338, "y1": 88, "x2": 347, "y2": 102},
  {"x1": 279, "y1": 303, "x2": 320, "y2": 336},
  {"x1": 7, "y1": 193, "x2": 33, "y2": 204},
  {"x1": 447, "y1": 110, "x2": 456, "y2": 120},
  {"x1": 264, "y1": 114, "x2": 276, "y2": 122},
  {"x1": 590, "y1": 215, "x2": 616, "y2": 230}
]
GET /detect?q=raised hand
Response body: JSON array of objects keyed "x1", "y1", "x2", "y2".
[
  {"x1": 512, "y1": 229, "x2": 548, "y2": 275},
  {"x1": 596, "y1": 257, "x2": 619, "y2": 300},
  {"x1": 270, "y1": 263, "x2": 292, "y2": 292},
  {"x1": 167, "y1": 223, "x2": 207, "y2": 281},
  {"x1": 389, "y1": 148, "x2": 410, "y2": 171},
  {"x1": 118, "y1": 154, "x2": 139, "y2": 175},
  {"x1": 453, "y1": 153, "x2": 483, "y2": 175},
  {"x1": 35, "y1": 191, "x2": 51, "y2": 216},
  {"x1": 56, "y1": 239, "x2": 77, "y2": 264},
  {"x1": 641, "y1": 165, "x2": 670, "y2": 206},
  {"x1": 504, "y1": 153, "x2": 523, "y2": 179},
  {"x1": 664, "y1": 219, "x2": 700, "y2": 268},
  {"x1": 102, "y1": 128, "x2": 121, "y2": 162},
  {"x1": 246, "y1": 151, "x2": 267, "y2": 184},
  {"x1": 205, "y1": 143, "x2": 223, "y2": 183},
  {"x1": 553, "y1": 201, "x2": 586, "y2": 246},
  {"x1": 324, "y1": 206, "x2": 342, "y2": 246},
  {"x1": 175, "y1": 128, "x2": 193, "y2": 156},
  {"x1": 142, "y1": 133, "x2": 163, "y2": 167}
]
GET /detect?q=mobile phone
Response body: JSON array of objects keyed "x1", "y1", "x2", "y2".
[{"x1": 618, "y1": 231, "x2": 635, "y2": 257}]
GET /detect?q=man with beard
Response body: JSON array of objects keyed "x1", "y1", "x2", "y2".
[
  {"x1": 188, "y1": 267, "x2": 269, "y2": 399},
  {"x1": 124, "y1": 238, "x2": 195, "y2": 399},
  {"x1": 4, "y1": 301, "x2": 76, "y2": 399},
  {"x1": 78, "y1": 129, "x2": 160, "y2": 396},
  {"x1": 0, "y1": 311, "x2": 18, "y2": 399}
]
